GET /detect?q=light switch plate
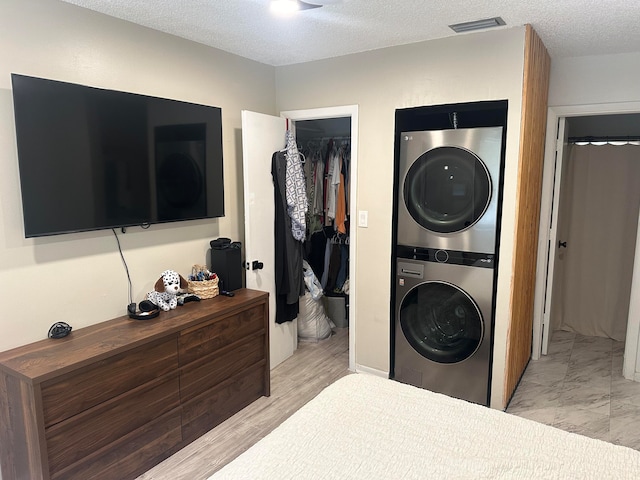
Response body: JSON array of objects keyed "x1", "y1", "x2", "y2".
[{"x1": 358, "y1": 210, "x2": 368, "y2": 228}]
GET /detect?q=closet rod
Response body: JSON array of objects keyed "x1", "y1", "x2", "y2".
[{"x1": 569, "y1": 135, "x2": 640, "y2": 144}]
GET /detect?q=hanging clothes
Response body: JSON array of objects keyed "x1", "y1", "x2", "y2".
[
  {"x1": 325, "y1": 146, "x2": 340, "y2": 223},
  {"x1": 305, "y1": 148, "x2": 325, "y2": 235},
  {"x1": 342, "y1": 143, "x2": 351, "y2": 220},
  {"x1": 324, "y1": 241, "x2": 342, "y2": 292},
  {"x1": 306, "y1": 228, "x2": 329, "y2": 282},
  {"x1": 335, "y1": 243, "x2": 349, "y2": 291},
  {"x1": 285, "y1": 130, "x2": 308, "y2": 241},
  {"x1": 272, "y1": 150, "x2": 305, "y2": 324},
  {"x1": 299, "y1": 136, "x2": 351, "y2": 293},
  {"x1": 335, "y1": 154, "x2": 347, "y2": 235}
]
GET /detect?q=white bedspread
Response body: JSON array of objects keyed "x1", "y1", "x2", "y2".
[{"x1": 209, "y1": 374, "x2": 640, "y2": 479}]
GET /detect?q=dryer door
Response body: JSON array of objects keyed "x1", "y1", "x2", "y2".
[
  {"x1": 403, "y1": 146, "x2": 491, "y2": 233},
  {"x1": 399, "y1": 281, "x2": 484, "y2": 364}
]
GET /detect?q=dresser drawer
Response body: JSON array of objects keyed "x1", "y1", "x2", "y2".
[
  {"x1": 181, "y1": 333, "x2": 266, "y2": 402},
  {"x1": 178, "y1": 305, "x2": 264, "y2": 365},
  {"x1": 46, "y1": 373, "x2": 180, "y2": 475},
  {"x1": 181, "y1": 364, "x2": 265, "y2": 442},
  {"x1": 51, "y1": 407, "x2": 183, "y2": 480},
  {"x1": 41, "y1": 338, "x2": 178, "y2": 427}
]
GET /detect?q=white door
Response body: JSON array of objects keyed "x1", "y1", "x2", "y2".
[
  {"x1": 241, "y1": 110, "x2": 296, "y2": 369},
  {"x1": 541, "y1": 117, "x2": 569, "y2": 354},
  {"x1": 243, "y1": 106, "x2": 359, "y2": 372}
]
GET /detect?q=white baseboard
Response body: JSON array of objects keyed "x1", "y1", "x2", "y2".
[{"x1": 355, "y1": 364, "x2": 389, "y2": 378}]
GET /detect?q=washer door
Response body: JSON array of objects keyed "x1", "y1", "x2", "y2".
[
  {"x1": 403, "y1": 146, "x2": 491, "y2": 233},
  {"x1": 399, "y1": 281, "x2": 484, "y2": 364}
]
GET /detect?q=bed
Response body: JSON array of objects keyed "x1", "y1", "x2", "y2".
[{"x1": 209, "y1": 374, "x2": 640, "y2": 479}]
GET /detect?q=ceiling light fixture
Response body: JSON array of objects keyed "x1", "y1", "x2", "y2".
[
  {"x1": 449, "y1": 17, "x2": 506, "y2": 33},
  {"x1": 270, "y1": 0, "x2": 322, "y2": 16}
]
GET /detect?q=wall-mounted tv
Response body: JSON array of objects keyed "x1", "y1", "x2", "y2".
[{"x1": 11, "y1": 74, "x2": 225, "y2": 237}]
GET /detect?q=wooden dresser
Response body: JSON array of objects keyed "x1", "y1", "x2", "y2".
[{"x1": 0, "y1": 288, "x2": 269, "y2": 480}]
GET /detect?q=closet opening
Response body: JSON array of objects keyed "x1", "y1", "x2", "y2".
[
  {"x1": 537, "y1": 111, "x2": 640, "y2": 382},
  {"x1": 293, "y1": 117, "x2": 352, "y2": 347},
  {"x1": 550, "y1": 115, "x2": 640, "y2": 343}
]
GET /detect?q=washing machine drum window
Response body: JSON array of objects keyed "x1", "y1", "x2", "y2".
[
  {"x1": 399, "y1": 281, "x2": 483, "y2": 364},
  {"x1": 403, "y1": 146, "x2": 491, "y2": 233}
]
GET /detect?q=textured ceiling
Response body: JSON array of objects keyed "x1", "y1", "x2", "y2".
[{"x1": 60, "y1": 0, "x2": 640, "y2": 66}]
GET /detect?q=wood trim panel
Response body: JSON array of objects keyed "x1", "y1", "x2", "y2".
[{"x1": 504, "y1": 25, "x2": 551, "y2": 406}]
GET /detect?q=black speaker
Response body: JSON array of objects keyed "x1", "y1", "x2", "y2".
[{"x1": 210, "y1": 247, "x2": 242, "y2": 291}]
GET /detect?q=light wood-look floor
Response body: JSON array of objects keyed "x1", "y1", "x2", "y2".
[{"x1": 137, "y1": 328, "x2": 350, "y2": 480}]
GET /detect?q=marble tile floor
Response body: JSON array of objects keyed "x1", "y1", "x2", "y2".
[{"x1": 506, "y1": 330, "x2": 640, "y2": 450}]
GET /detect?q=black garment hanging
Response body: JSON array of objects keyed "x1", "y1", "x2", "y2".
[
  {"x1": 272, "y1": 150, "x2": 305, "y2": 323},
  {"x1": 324, "y1": 241, "x2": 342, "y2": 293},
  {"x1": 305, "y1": 226, "x2": 333, "y2": 281}
]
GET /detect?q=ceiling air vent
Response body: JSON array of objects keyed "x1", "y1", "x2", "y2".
[{"x1": 449, "y1": 17, "x2": 506, "y2": 33}]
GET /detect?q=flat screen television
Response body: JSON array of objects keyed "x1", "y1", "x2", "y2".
[{"x1": 11, "y1": 73, "x2": 225, "y2": 237}]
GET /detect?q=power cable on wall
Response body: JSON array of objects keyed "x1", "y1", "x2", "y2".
[{"x1": 112, "y1": 228, "x2": 133, "y2": 307}]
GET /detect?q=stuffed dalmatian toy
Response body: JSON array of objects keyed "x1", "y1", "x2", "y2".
[{"x1": 146, "y1": 270, "x2": 188, "y2": 311}]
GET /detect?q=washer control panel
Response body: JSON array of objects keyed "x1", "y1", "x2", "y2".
[{"x1": 396, "y1": 245, "x2": 495, "y2": 268}]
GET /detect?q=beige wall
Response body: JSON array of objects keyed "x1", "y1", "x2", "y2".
[
  {"x1": 548, "y1": 52, "x2": 640, "y2": 107},
  {"x1": 0, "y1": 0, "x2": 275, "y2": 352},
  {"x1": 275, "y1": 28, "x2": 526, "y2": 408}
]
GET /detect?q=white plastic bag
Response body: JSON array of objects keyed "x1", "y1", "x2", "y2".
[
  {"x1": 302, "y1": 260, "x2": 323, "y2": 300},
  {"x1": 298, "y1": 292, "x2": 333, "y2": 342}
]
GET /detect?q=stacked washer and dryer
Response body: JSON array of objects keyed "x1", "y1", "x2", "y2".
[{"x1": 392, "y1": 121, "x2": 504, "y2": 406}]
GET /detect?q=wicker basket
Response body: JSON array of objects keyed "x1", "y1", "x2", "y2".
[
  {"x1": 188, "y1": 277, "x2": 219, "y2": 299},
  {"x1": 187, "y1": 264, "x2": 219, "y2": 299}
]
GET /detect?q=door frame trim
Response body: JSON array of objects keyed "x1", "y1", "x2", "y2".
[
  {"x1": 534, "y1": 102, "x2": 640, "y2": 381},
  {"x1": 280, "y1": 105, "x2": 359, "y2": 372},
  {"x1": 538, "y1": 117, "x2": 568, "y2": 357}
]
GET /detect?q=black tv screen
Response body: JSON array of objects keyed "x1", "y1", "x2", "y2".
[{"x1": 11, "y1": 74, "x2": 224, "y2": 237}]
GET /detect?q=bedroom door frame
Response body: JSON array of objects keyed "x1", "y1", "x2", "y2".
[
  {"x1": 533, "y1": 101, "x2": 640, "y2": 381},
  {"x1": 281, "y1": 105, "x2": 359, "y2": 373},
  {"x1": 537, "y1": 116, "x2": 569, "y2": 357}
]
